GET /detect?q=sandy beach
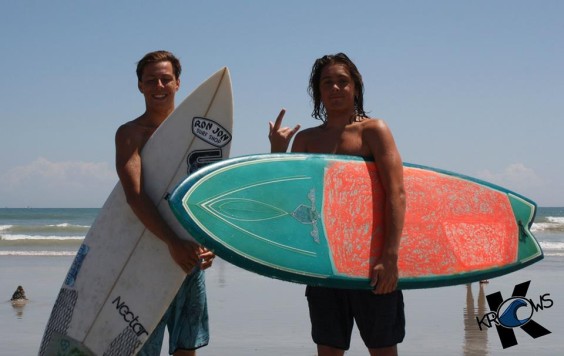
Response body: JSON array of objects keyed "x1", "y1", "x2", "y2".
[{"x1": 1, "y1": 254, "x2": 562, "y2": 356}]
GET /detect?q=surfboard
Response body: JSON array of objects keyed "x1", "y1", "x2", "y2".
[
  {"x1": 168, "y1": 153, "x2": 543, "y2": 290},
  {"x1": 39, "y1": 67, "x2": 233, "y2": 355}
]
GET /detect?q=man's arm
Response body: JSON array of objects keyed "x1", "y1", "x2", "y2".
[
  {"x1": 115, "y1": 124, "x2": 202, "y2": 273},
  {"x1": 364, "y1": 119, "x2": 406, "y2": 294}
]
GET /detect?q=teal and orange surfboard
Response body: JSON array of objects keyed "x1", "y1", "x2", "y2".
[{"x1": 168, "y1": 154, "x2": 543, "y2": 289}]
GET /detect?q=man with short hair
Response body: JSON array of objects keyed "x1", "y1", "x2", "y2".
[{"x1": 116, "y1": 50, "x2": 213, "y2": 356}]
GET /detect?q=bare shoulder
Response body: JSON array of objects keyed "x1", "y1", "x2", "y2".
[
  {"x1": 360, "y1": 117, "x2": 393, "y2": 139},
  {"x1": 116, "y1": 120, "x2": 140, "y2": 139},
  {"x1": 115, "y1": 120, "x2": 132, "y2": 138},
  {"x1": 360, "y1": 118, "x2": 402, "y2": 163},
  {"x1": 115, "y1": 119, "x2": 154, "y2": 150},
  {"x1": 360, "y1": 117, "x2": 389, "y2": 131}
]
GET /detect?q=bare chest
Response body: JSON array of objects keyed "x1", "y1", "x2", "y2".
[{"x1": 306, "y1": 126, "x2": 369, "y2": 156}]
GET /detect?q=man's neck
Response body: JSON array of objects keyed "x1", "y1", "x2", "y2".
[
  {"x1": 324, "y1": 110, "x2": 357, "y2": 128},
  {"x1": 140, "y1": 107, "x2": 174, "y2": 128}
]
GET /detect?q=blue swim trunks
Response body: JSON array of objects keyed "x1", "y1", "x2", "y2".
[{"x1": 138, "y1": 268, "x2": 209, "y2": 355}]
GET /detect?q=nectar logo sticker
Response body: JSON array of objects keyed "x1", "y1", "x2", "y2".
[
  {"x1": 112, "y1": 296, "x2": 149, "y2": 337},
  {"x1": 476, "y1": 280, "x2": 552, "y2": 348}
]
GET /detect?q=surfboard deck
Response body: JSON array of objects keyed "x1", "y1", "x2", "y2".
[
  {"x1": 39, "y1": 68, "x2": 233, "y2": 356},
  {"x1": 169, "y1": 153, "x2": 543, "y2": 290}
]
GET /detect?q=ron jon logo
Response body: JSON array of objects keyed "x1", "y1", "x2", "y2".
[
  {"x1": 476, "y1": 280, "x2": 552, "y2": 348},
  {"x1": 192, "y1": 117, "x2": 231, "y2": 147}
]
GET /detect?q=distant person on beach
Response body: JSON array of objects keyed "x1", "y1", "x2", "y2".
[
  {"x1": 115, "y1": 50, "x2": 214, "y2": 356},
  {"x1": 269, "y1": 53, "x2": 406, "y2": 356}
]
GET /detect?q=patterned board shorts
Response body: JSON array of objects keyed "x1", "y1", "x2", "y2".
[{"x1": 137, "y1": 268, "x2": 209, "y2": 355}]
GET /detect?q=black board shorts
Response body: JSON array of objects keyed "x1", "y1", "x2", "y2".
[{"x1": 305, "y1": 286, "x2": 405, "y2": 350}]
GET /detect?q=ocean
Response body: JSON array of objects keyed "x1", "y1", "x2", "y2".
[
  {"x1": 1, "y1": 207, "x2": 563, "y2": 258},
  {"x1": 0, "y1": 208, "x2": 95, "y2": 256}
]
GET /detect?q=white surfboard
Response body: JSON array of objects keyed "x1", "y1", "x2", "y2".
[{"x1": 39, "y1": 67, "x2": 233, "y2": 355}]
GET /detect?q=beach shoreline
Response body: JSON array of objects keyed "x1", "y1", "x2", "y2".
[{"x1": 1, "y1": 255, "x2": 562, "y2": 355}]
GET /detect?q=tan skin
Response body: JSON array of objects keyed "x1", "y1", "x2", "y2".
[
  {"x1": 269, "y1": 63, "x2": 406, "y2": 356},
  {"x1": 115, "y1": 61, "x2": 214, "y2": 356}
]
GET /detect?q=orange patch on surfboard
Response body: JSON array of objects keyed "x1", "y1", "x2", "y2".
[{"x1": 323, "y1": 162, "x2": 518, "y2": 278}]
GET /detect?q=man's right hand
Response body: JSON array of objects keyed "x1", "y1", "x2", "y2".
[
  {"x1": 268, "y1": 108, "x2": 300, "y2": 153},
  {"x1": 167, "y1": 238, "x2": 201, "y2": 273}
]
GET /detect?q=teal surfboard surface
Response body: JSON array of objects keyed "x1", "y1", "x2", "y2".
[{"x1": 168, "y1": 153, "x2": 543, "y2": 289}]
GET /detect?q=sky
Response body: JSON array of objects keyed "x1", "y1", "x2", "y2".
[{"x1": 0, "y1": 0, "x2": 562, "y2": 208}]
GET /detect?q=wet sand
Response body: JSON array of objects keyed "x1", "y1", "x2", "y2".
[{"x1": 1, "y1": 255, "x2": 562, "y2": 355}]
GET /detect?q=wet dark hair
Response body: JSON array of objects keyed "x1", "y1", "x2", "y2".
[
  {"x1": 136, "y1": 50, "x2": 182, "y2": 82},
  {"x1": 308, "y1": 53, "x2": 367, "y2": 122}
]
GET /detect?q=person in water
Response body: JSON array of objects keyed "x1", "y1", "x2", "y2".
[{"x1": 11, "y1": 285, "x2": 27, "y2": 301}]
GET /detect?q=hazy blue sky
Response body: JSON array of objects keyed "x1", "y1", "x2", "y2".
[{"x1": 1, "y1": 1, "x2": 562, "y2": 207}]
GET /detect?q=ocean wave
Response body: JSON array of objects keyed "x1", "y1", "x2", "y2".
[
  {"x1": 539, "y1": 241, "x2": 564, "y2": 251},
  {"x1": 0, "y1": 250, "x2": 76, "y2": 256},
  {"x1": 0, "y1": 236, "x2": 83, "y2": 248},
  {"x1": 531, "y1": 219, "x2": 564, "y2": 232},
  {"x1": 544, "y1": 252, "x2": 564, "y2": 257},
  {"x1": 0, "y1": 223, "x2": 89, "y2": 235},
  {"x1": 0, "y1": 234, "x2": 84, "y2": 241}
]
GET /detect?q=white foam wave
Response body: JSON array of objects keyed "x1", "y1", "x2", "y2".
[
  {"x1": 0, "y1": 223, "x2": 90, "y2": 234},
  {"x1": 544, "y1": 252, "x2": 564, "y2": 257},
  {"x1": 532, "y1": 223, "x2": 550, "y2": 232},
  {"x1": 531, "y1": 221, "x2": 564, "y2": 232},
  {"x1": 539, "y1": 241, "x2": 564, "y2": 250},
  {"x1": 48, "y1": 223, "x2": 90, "y2": 228},
  {"x1": 0, "y1": 250, "x2": 76, "y2": 256},
  {"x1": 0, "y1": 234, "x2": 84, "y2": 241}
]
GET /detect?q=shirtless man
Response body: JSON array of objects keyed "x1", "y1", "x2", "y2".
[
  {"x1": 116, "y1": 51, "x2": 213, "y2": 356},
  {"x1": 269, "y1": 53, "x2": 406, "y2": 356}
]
